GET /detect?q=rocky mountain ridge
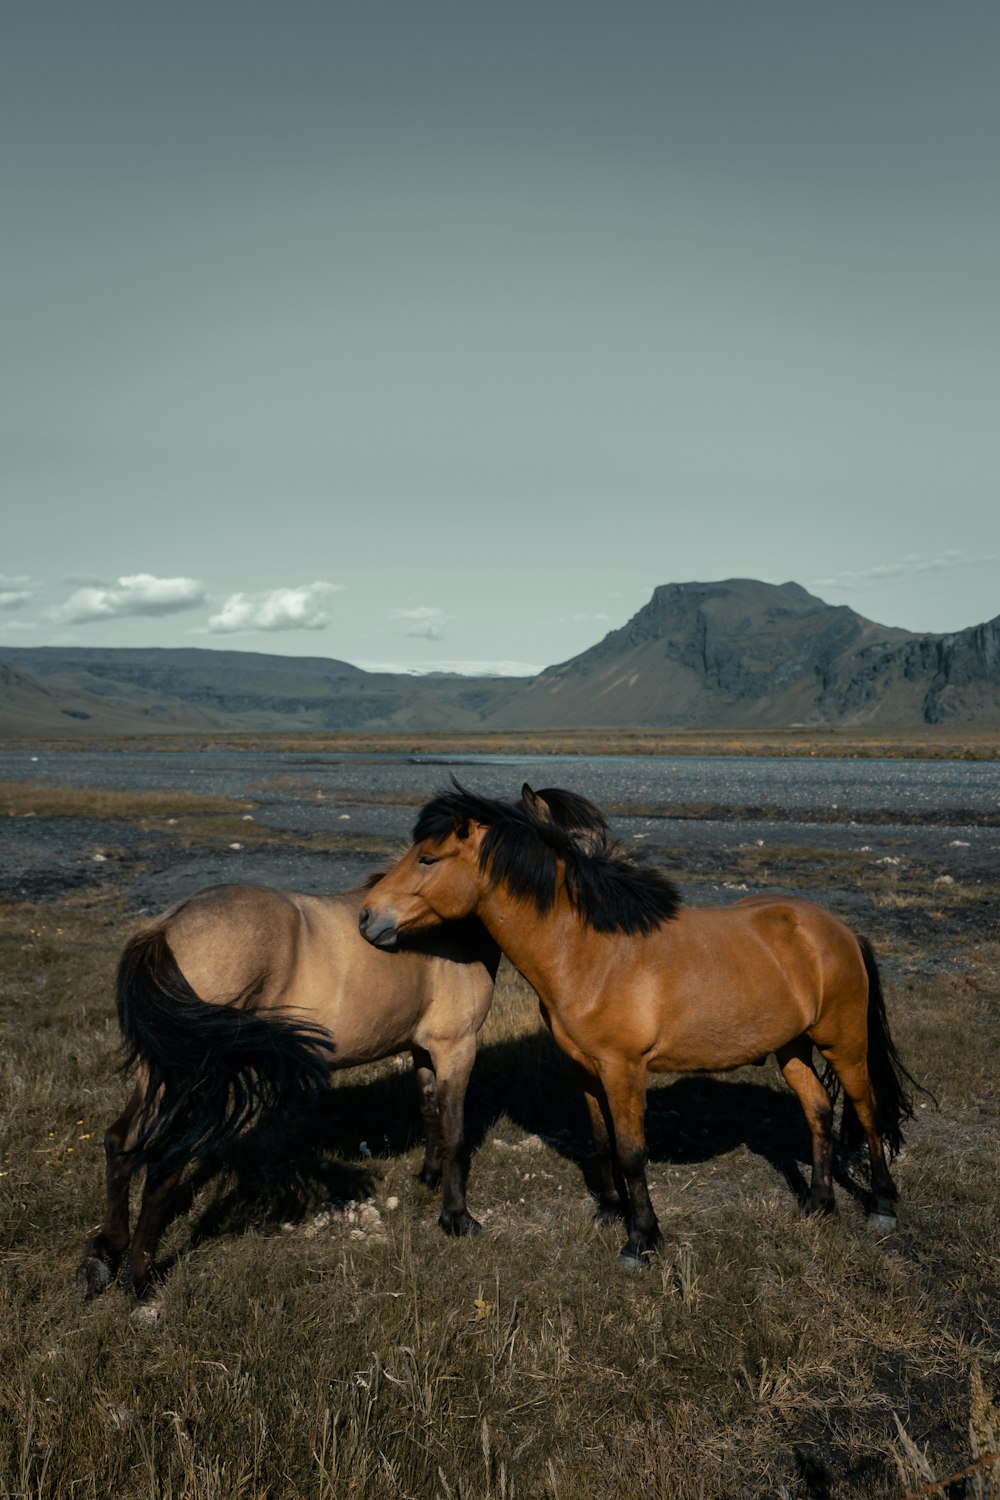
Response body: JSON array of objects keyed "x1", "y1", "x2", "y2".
[{"x1": 497, "y1": 579, "x2": 999, "y2": 728}]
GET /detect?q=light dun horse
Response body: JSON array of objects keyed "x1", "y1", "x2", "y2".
[
  {"x1": 79, "y1": 880, "x2": 499, "y2": 1297},
  {"x1": 359, "y1": 784, "x2": 923, "y2": 1266}
]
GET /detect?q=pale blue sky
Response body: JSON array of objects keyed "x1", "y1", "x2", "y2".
[{"x1": 3, "y1": 2, "x2": 998, "y2": 672}]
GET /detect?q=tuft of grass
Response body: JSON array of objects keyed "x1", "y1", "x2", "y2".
[{"x1": 891, "y1": 1362, "x2": 1000, "y2": 1498}]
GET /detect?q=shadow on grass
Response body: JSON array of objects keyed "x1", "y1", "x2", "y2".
[{"x1": 167, "y1": 1028, "x2": 868, "y2": 1274}]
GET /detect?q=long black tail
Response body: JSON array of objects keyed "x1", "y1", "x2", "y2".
[
  {"x1": 117, "y1": 925, "x2": 336, "y2": 1180},
  {"x1": 839, "y1": 934, "x2": 930, "y2": 1160}
]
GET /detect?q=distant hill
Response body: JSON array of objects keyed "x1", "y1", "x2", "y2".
[
  {"x1": 2, "y1": 581, "x2": 998, "y2": 733},
  {"x1": 0, "y1": 647, "x2": 523, "y2": 735},
  {"x1": 489, "y1": 580, "x2": 1000, "y2": 728}
]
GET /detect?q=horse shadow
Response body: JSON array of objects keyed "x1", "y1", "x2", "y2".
[
  {"x1": 466, "y1": 1028, "x2": 868, "y2": 1214},
  {"x1": 177, "y1": 1026, "x2": 867, "y2": 1257}
]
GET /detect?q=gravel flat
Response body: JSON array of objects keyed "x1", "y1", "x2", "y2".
[{"x1": 3, "y1": 749, "x2": 997, "y2": 976}]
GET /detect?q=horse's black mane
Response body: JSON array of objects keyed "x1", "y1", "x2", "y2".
[{"x1": 413, "y1": 782, "x2": 681, "y2": 936}]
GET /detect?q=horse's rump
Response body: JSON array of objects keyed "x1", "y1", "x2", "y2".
[{"x1": 117, "y1": 917, "x2": 335, "y2": 1179}]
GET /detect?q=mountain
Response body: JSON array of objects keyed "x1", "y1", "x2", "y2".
[
  {"x1": 0, "y1": 656, "x2": 225, "y2": 735},
  {"x1": 0, "y1": 647, "x2": 522, "y2": 734},
  {"x1": 2, "y1": 581, "x2": 998, "y2": 733},
  {"x1": 486, "y1": 580, "x2": 1000, "y2": 728}
]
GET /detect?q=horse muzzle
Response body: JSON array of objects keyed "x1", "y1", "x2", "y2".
[{"x1": 358, "y1": 906, "x2": 399, "y2": 951}]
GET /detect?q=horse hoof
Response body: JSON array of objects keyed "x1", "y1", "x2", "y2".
[
  {"x1": 807, "y1": 1197, "x2": 837, "y2": 1218},
  {"x1": 418, "y1": 1165, "x2": 442, "y2": 1190},
  {"x1": 616, "y1": 1247, "x2": 654, "y2": 1271},
  {"x1": 592, "y1": 1207, "x2": 624, "y2": 1229},
  {"x1": 77, "y1": 1256, "x2": 113, "y2": 1300},
  {"x1": 867, "y1": 1210, "x2": 897, "y2": 1233},
  {"x1": 438, "y1": 1211, "x2": 482, "y2": 1237},
  {"x1": 119, "y1": 1265, "x2": 156, "y2": 1299}
]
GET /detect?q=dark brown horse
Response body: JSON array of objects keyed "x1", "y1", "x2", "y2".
[
  {"x1": 359, "y1": 784, "x2": 923, "y2": 1266},
  {"x1": 79, "y1": 879, "x2": 499, "y2": 1297}
]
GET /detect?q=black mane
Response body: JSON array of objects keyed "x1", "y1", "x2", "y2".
[{"x1": 412, "y1": 782, "x2": 681, "y2": 936}]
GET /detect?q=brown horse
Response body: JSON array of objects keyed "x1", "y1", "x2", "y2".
[
  {"x1": 79, "y1": 880, "x2": 499, "y2": 1297},
  {"x1": 359, "y1": 784, "x2": 923, "y2": 1266}
]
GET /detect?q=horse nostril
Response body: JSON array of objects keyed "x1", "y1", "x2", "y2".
[{"x1": 358, "y1": 906, "x2": 370, "y2": 933}]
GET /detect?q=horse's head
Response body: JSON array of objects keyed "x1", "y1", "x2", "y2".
[{"x1": 358, "y1": 818, "x2": 485, "y2": 951}]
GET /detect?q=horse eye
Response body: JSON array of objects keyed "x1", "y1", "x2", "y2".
[{"x1": 418, "y1": 854, "x2": 439, "y2": 867}]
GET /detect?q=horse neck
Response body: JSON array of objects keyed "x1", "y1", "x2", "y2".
[{"x1": 475, "y1": 883, "x2": 587, "y2": 1004}]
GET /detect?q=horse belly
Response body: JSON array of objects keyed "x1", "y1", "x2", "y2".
[{"x1": 649, "y1": 962, "x2": 814, "y2": 1073}]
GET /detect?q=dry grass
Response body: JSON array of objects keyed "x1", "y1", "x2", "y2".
[
  {"x1": 0, "y1": 783, "x2": 253, "y2": 822},
  {"x1": 4, "y1": 727, "x2": 999, "y2": 759},
  {"x1": 2, "y1": 872, "x2": 999, "y2": 1499}
]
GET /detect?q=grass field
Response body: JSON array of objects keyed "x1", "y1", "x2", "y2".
[{"x1": 1, "y1": 797, "x2": 999, "y2": 1496}]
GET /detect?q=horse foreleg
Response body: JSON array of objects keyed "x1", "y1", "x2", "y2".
[
  {"x1": 775, "y1": 1039, "x2": 835, "y2": 1216},
  {"x1": 426, "y1": 1034, "x2": 479, "y2": 1237},
  {"x1": 120, "y1": 1161, "x2": 183, "y2": 1297},
  {"x1": 411, "y1": 1046, "x2": 443, "y2": 1189},
  {"x1": 580, "y1": 1078, "x2": 625, "y2": 1226},
  {"x1": 77, "y1": 1080, "x2": 144, "y2": 1298},
  {"x1": 598, "y1": 1059, "x2": 661, "y2": 1267}
]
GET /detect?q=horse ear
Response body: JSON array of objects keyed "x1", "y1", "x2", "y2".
[
  {"x1": 522, "y1": 784, "x2": 551, "y2": 821},
  {"x1": 452, "y1": 811, "x2": 486, "y2": 842}
]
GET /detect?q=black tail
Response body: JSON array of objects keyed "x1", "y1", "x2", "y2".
[
  {"x1": 839, "y1": 935, "x2": 930, "y2": 1160},
  {"x1": 117, "y1": 926, "x2": 336, "y2": 1180}
]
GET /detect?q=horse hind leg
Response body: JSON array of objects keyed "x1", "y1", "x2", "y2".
[
  {"x1": 774, "y1": 1039, "x2": 836, "y2": 1216},
  {"x1": 823, "y1": 1051, "x2": 899, "y2": 1228},
  {"x1": 120, "y1": 1160, "x2": 184, "y2": 1297},
  {"x1": 78, "y1": 1079, "x2": 144, "y2": 1298}
]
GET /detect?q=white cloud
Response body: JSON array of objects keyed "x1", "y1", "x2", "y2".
[
  {"x1": 52, "y1": 573, "x2": 208, "y2": 624},
  {"x1": 0, "y1": 619, "x2": 39, "y2": 634},
  {"x1": 389, "y1": 606, "x2": 453, "y2": 641},
  {"x1": 207, "y1": 581, "x2": 341, "y2": 634},
  {"x1": 0, "y1": 574, "x2": 35, "y2": 610},
  {"x1": 811, "y1": 551, "x2": 1000, "y2": 594}
]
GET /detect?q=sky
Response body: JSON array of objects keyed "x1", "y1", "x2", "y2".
[{"x1": 2, "y1": 2, "x2": 998, "y2": 675}]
